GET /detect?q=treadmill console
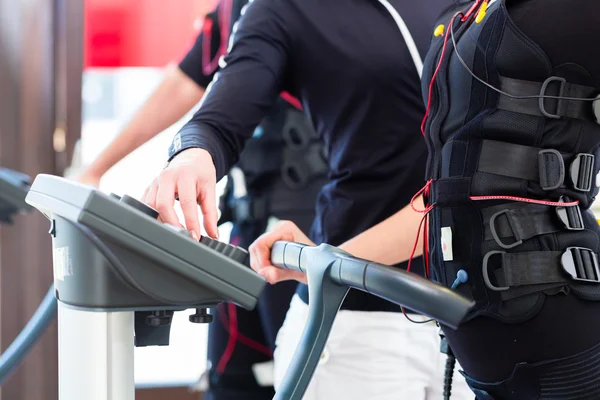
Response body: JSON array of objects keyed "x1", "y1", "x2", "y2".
[{"x1": 26, "y1": 174, "x2": 266, "y2": 345}]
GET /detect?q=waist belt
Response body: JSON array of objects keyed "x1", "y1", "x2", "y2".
[
  {"x1": 497, "y1": 76, "x2": 600, "y2": 122},
  {"x1": 477, "y1": 140, "x2": 595, "y2": 192}
]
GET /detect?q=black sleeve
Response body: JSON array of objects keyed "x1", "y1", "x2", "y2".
[
  {"x1": 168, "y1": 0, "x2": 291, "y2": 180},
  {"x1": 178, "y1": 8, "x2": 223, "y2": 89}
]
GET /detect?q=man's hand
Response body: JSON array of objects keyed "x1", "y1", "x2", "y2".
[
  {"x1": 141, "y1": 148, "x2": 219, "y2": 240},
  {"x1": 249, "y1": 220, "x2": 315, "y2": 284}
]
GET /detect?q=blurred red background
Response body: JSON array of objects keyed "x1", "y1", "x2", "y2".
[{"x1": 84, "y1": 0, "x2": 218, "y2": 68}]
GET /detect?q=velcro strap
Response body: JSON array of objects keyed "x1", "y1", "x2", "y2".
[
  {"x1": 497, "y1": 76, "x2": 600, "y2": 121},
  {"x1": 483, "y1": 247, "x2": 600, "y2": 292},
  {"x1": 482, "y1": 201, "x2": 583, "y2": 249},
  {"x1": 477, "y1": 140, "x2": 594, "y2": 192},
  {"x1": 431, "y1": 177, "x2": 472, "y2": 207},
  {"x1": 483, "y1": 204, "x2": 558, "y2": 249}
]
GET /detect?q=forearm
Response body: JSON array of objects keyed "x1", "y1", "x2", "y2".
[
  {"x1": 168, "y1": 0, "x2": 291, "y2": 180},
  {"x1": 85, "y1": 65, "x2": 205, "y2": 177},
  {"x1": 339, "y1": 195, "x2": 425, "y2": 265}
]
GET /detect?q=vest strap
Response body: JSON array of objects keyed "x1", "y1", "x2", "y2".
[
  {"x1": 477, "y1": 140, "x2": 594, "y2": 192},
  {"x1": 497, "y1": 76, "x2": 600, "y2": 121},
  {"x1": 482, "y1": 201, "x2": 583, "y2": 250},
  {"x1": 482, "y1": 247, "x2": 600, "y2": 292}
]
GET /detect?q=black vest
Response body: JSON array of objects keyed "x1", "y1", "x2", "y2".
[{"x1": 423, "y1": 0, "x2": 600, "y2": 323}]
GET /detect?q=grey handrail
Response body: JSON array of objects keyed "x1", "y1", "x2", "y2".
[{"x1": 271, "y1": 241, "x2": 473, "y2": 400}]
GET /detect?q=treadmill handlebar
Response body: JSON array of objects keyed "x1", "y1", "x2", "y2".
[
  {"x1": 271, "y1": 241, "x2": 306, "y2": 272},
  {"x1": 271, "y1": 241, "x2": 473, "y2": 329}
]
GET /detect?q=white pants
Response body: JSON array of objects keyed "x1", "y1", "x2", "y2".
[{"x1": 274, "y1": 295, "x2": 474, "y2": 400}]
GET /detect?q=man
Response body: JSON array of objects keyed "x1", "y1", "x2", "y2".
[
  {"x1": 142, "y1": 0, "x2": 472, "y2": 398},
  {"x1": 78, "y1": 2, "x2": 326, "y2": 398}
]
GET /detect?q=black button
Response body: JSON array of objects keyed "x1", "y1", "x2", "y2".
[{"x1": 120, "y1": 194, "x2": 159, "y2": 219}]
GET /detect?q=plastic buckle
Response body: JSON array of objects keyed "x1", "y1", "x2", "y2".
[
  {"x1": 482, "y1": 250, "x2": 509, "y2": 291},
  {"x1": 489, "y1": 210, "x2": 522, "y2": 249},
  {"x1": 561, "y1": 247, "x2": 600, "y2": 283},
  {"x1": 570, "y1": 153, "x2": 595, "y2": 192},
  {"x1": 539, "y1": 76, "x2": 566, "y2": 119},
  {"x1": 555, "y1": 196, "x2": 584, "y2": 230},
  {"x1": 538, "y1": 149, "x2": 565, "y2": 190}
]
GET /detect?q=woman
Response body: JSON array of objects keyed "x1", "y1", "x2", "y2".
[
  {"x1": 142, "y1": 0, "x2": 472, "y2": 398},
  {"x1": 252, "y1": 0, "x2": 600, "y2": 398}
]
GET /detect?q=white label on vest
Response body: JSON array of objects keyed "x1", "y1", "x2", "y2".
[{"x1": 441, "y1": 227, "x2": 453, "y2": 261}]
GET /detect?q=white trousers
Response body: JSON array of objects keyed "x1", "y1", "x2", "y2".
[{"x1": 274, "y1": 295, "x2": 474, "y2": 400}]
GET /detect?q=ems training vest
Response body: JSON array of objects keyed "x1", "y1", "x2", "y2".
[
  {"x1": 219, "y1": 97, "x2": 327, "y2": 225},
  {"x1": 422, "y1": 0, "x2": 600, "y2": 323}
]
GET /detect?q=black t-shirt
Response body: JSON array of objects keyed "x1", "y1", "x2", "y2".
[{"x1": 170, "y1": 0, "x2": 453, "y2": 312}]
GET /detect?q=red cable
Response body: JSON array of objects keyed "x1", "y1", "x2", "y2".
[
  {"x1": 424, "y1": 213, "x2": 430, "y2": 278},
  {"x1": 411, "y1": 180, "x2": 436, "y2": 214},
  {"x1": 420, "y1": 16, "x2": 456, "y2": 136},
  {"x1": 470, "y1": 195, "x2": 579, "y2": 207},
  {"x1": 421, "y1": 2, "x2": 485, "y2": 136},
  {"x1": 217, "y1": 306, "x2": 273, "y2": 356},
  {"x1": 461, "y1": 0, "x2": 483, "y2": 22},
  {"x1": 280, "y1": 91, "x2": 303, "y2": 111},
  {"x1": 402, "y1": 212, "x2": 430, "y2": 319},
  {"x1": 218, "y1": 304, "x2": 273, "y2": 357},
  {"x1": 216, "y1": 302, "x2": 238, "y2": 374}
]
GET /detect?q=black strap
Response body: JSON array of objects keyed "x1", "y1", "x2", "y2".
[
  {"x1": 482, "y1": 201, "x2": 583, "y2": 249},
  {"x1": 497, "y1": 76, "x2": 599, "y2": 121},
  {"x1": 483, "y1": 204, "x2": 559, "y2": 249},
  {"x1": 477, "y1": 140, "x2": 594, "y2": 192},
  {"x1": 483, "y1": 247, "x2": 600, "y2": 293},
  {"x1": 494, "y1": 251, "x2": 566, "y2": 289}
]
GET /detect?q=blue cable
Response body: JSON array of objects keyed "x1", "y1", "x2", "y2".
[{"x1": 0, "y1": 285, "x2": 57, "y2": 385}]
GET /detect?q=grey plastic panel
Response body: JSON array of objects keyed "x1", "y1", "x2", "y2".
[{"x1": 26, "y1": 174, "x2": 266, "y2": 310}]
